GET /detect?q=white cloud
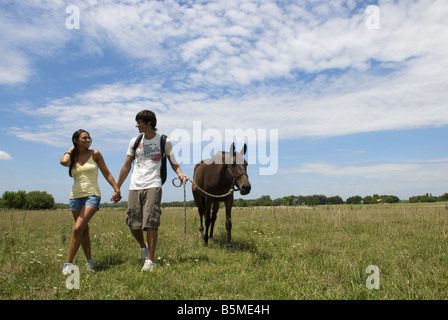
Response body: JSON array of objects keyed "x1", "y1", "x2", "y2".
[
  {"x1": 3, "y1": 0, "x2": 448, "y2": 147},
  {"x1": 0, "y1": 150, "x2": 12, "y2": 160},
  {"x1": 3, "y1": 0, "x2": 448, "y2": 87},
  {"x1": 294, "y1": 158, "x2": 448, "y2": 179},
  {"x1": 289, "y1": 158, "x2": 448, "y2": 198},
  {"x1": 74, "y1": 0, "x2": 448, "y2": 87},
  {"x1": 0, "y1": 50, "x2": 31, "y2": 85},
  {"x1": 0, "y1": 0, "x2": 71, "y2": 84},
  {"x1": 10, "y1": 63, "x2": 448, "y2": 149},
  {"x1": 1, "y1": 0, "x2": 447, "y2": 204}
]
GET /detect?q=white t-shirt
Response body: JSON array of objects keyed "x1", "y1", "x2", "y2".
[{"x1": 127, "y1": 133, "x2": 172, "y2": 190}]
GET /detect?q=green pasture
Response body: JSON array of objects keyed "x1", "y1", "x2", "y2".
[{"x1": 1, "y1": 203, "x2": 448, "y2": 299}]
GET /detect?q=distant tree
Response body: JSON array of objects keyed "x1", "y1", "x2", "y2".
[
  {"x1": 346, "y1": 196, "x2": 362, "y2": 204},
  {"x1": 306, "y1": 198, "x2": 319, "y2": 207},
  {"x1": 291, "y1": 197, "x2": 301, "y2": 206},
  {"x1": 2, "y1": 190, "x2": 55, "y2": 210},
  {"x1": 282, "y1": 195, "x2": 298, "y2": 206},
  {"x1": 233, "y1": 198, "x2": 248, "y2": 207},
  {"x1": 409, "y1": 194, "x2": 437, "y2": 203},
  {"x1": 439, "y1": 193, "x2": 448, "y2": 201},
  {"x1": 26, "y1": 191, "x2": 55, "y2": 209},
  {"x1": 255, "y1": 195, "x2": 272, "y2": 206},
  {"x1": 55, "y1": 203, "x2": 70, "y2": 209},
  {"x1": 362, "y1": 195, "x2": 375, "y2": 204},
  {"x1": 2, "y1": 190, "x2": 27, "y2": 209},
  {"x1": 381, "y1": 195, "x2": 400, "y2": 203},
  {"x1": 327, "y1": 196, "x2": 343, "y2": 205},
  {"x1": 420, "y1": 195, "x2": 437, "y2": 203},
  {"x1": 314, "y1": 194, "x2": 328, "y2": 205}
]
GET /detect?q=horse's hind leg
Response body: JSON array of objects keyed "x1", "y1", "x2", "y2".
[
  {"x1": 209, "y1": 201, "x2": 219, "y2": 239},
  {"x1": 199, "y1": 211, "x2": 204, "y2": 239},
  {"x1": 203, "y1": 198, "x2": 212, "y2": 247}
]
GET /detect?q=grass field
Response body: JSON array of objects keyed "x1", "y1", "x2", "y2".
[{"x1": 1, "y1": 202, "x2": 448, "y2": 300}]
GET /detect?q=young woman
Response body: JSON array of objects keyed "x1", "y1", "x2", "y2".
[{"x1": 60, "y1": 129, "x2": 121, "y2": 274}]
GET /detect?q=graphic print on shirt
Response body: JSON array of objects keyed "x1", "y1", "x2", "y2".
[{"x1": 138, "y1": 141, "x2": 161, "y2": 162}]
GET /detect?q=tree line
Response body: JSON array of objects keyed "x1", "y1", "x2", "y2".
[
  {"x1": 409, "y1": 193, "x2": 448, "y2": 203},
  {"x1": 1, "y1": 190, "x2": 447, "y2": 210},
  {"x1": 1, "y1": 190, "x2": 55, "y2": 210},
  {"x1": 161, "y1": 192, "x2": 448, "y2": 208}
]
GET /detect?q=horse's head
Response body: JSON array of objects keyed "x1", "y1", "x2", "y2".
[{"x1": 228, "y1": 143, "x2": 251, "y2": 195}]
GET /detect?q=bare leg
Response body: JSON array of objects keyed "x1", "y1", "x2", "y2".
[
  {"x1": 66, "y1": 206, "x2": 98, "y2": 263},
  {"x1": 130, "y1": 229, "x2": 147, "y2": 248},
  {"x1": 146, "y1": 228, "x2": 158, "y2": 262},
  {"x1": 71, "y1": 210, "x2": 92, "y2": 260}
]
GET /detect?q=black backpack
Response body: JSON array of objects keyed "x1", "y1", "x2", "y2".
[{"x1": 132, "y1": 133, "x2": 167, "y2": 185}]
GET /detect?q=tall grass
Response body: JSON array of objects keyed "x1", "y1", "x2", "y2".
[{"x1": 1, "y1": 203, "x2": 447, "y2": 299}]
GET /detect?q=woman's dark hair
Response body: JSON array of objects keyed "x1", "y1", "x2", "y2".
[
  {"x1": 69, "y1": 129, "x2": 91, "y2": 177},
  {"x1": 136, "y1": 110, "x2": 157, "y2": 131}
]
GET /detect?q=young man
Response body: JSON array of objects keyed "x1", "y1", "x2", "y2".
[{"x1": 117, "y1": 110, "x2": 188, "y2": 272}]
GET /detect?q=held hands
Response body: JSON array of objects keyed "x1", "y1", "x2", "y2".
[
  {"x1": 110, "y1": 190, "x2": 122, "y2": 203},
  {"x1": 109, "y1": 174, "x2": 190, "y2": 202}
]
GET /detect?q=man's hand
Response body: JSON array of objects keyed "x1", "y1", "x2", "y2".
[
  {"x1": 178, "y1": 173, "x2": 189, "y2": 185},
  {"x1": 110, "y1": 190, "x2": 122, "y2": 203}
]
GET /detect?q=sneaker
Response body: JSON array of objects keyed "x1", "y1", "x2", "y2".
[
  {"x1": 141, "y1": 259, "x2": 156, "y2": 272},
  {"x1": 62, "y1": 263, "x2": 74, "y2": 275},
  {"x1": 140, "y1": 243, "x2": 148, "y2": 264},
  {"x1": 86, "y1": 258, "x2": 94, "y2": 271}
]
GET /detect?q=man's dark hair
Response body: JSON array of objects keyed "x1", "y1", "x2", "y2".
[{"x1": 136, "y1": 110, "x2": 157, "y2": 131}]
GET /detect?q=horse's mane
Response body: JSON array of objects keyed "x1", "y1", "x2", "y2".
[{"x1": 203, "y1": 150, "x2": 244, "y2": 165}]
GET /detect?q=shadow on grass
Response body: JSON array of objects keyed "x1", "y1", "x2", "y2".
[
  {"x1": 211, "y1": 232, "x2": 269, "y2": 255},
  {"x1": 94, "y1": 253, "x2": 126, "y2": 272}
]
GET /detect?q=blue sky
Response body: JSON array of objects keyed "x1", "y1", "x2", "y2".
[{"x1": 1, "y1": 0, "x2": 447, "y2": 204}]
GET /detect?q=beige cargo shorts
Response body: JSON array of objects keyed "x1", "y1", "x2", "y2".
[{"x1": 126, "y1": 188, "x2": 162, "y2": 230}]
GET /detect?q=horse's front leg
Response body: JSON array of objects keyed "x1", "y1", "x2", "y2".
[
  {"x1": 209, "y1": 201, "x2": 219, "y2": 239},
  {"x1": 194, "y1": 193, "x2": 205, "y2": 239},
  {"x1": 224, "y1": 196, "x2": 233, "y2": 250}
]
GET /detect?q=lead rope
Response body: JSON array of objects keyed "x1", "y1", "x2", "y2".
[
  {"x1": 172, "y1": 177, "x2": 235, "y2": 234},
  {"x1": 182, "y1": 177, "x2": 187, "y2": 235}
]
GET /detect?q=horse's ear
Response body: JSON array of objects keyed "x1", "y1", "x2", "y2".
[
  {"x1": 230, "y1": 143, "x2": 235, "y2": 154},
  {"x1": 240, "y1": 143, "x2": 247, "y2": 155}
]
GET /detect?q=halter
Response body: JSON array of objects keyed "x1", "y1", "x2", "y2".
[{"x1": 228, "y1": 167, "x2": 249, "y2": 191}]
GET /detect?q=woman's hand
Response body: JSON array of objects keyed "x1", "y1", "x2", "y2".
[
  {"x1": 60, "y1": 146, "x2": 75, "y2": 167},
  {"x1": 110, "y1": 190, "x2": 122, "y2": 203}
]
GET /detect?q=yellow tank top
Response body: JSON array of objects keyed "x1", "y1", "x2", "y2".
[{"x1": 70, "y1": 154, "x2": 101, "y2": 199}]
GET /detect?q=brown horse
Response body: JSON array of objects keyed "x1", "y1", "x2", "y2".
[{"x1": 192, "y1": 143, "x2": 251, "y2": 249}]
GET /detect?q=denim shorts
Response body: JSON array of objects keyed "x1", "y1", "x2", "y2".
[{"x1": 70, "y1": 195, "x2": 101, "y2": 211}]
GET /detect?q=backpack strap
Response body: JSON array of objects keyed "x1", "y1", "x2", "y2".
[
  {"x1": 132, "y1": 133, "x2": 167, "y2": 185},
  {"x1": 160, "y1": 134, "x2": 167, "y2": 185},
  {"x1": 132, "y1": 134, "x2": 144, "y2": 157}
]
